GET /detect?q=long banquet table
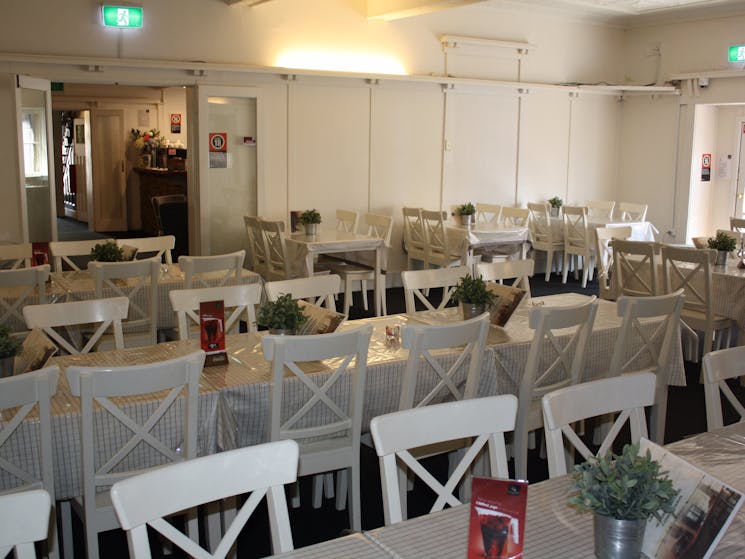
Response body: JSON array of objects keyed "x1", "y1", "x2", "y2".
[{"x1": 1, "y1": 293, "x2": 685, "y2": 500}]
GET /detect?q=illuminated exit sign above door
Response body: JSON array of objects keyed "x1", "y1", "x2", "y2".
[
  {"x1": 101, "y1": 5, "x2": 143, "y2": 28},
  {"x1": 728, "y1": 44, "x2": 745, "y2": 62}
]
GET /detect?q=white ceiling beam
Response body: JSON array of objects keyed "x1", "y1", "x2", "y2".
[{"x1": 366, "y1": 0, "x2": 488, "y2": 20}]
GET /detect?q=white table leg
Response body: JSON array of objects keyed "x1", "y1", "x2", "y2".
[{"x1": 375, "y1": 246, "x2": 383, "y2": 316}]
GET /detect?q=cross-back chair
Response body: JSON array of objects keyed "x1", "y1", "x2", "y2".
[
  {"x1": 169, "y1": 284, "x2": 262, "y2": 340},
  {"x1": 702, "y1": 346, "x2": 745, "y2": 430},
  {"x1": 500, "y1": 207, "x2": 529, "y2": 227},
  {"x1": 335, "y1": 209, "x2": 359, "y2": 233},
  {"x1": 475, "y1": 203, "x2": 501, "y2": 226},
  {"x1": 116, "y1": 236, "x2": 175, "y2": 265},
  {"x1": 65, "y1": 351, "x2": 205, "y2": 559},
  {"x1": 259, "y1": 220, "x2": 297, "y2": 280},
  {"x1": 111, "y1": 440, "x2": 298, "y2": 559},
  {"x1": 585, "y1": 200, "x2": 615, "y2": 220},
  {"x1": 730, "y1": 217, "x2": 745, "y2": 259},
  {"x1": 402, "y1": 207, "x2": 427, "y2": 269},
  {"x1": 562, "y1": 205, "x2": 594, "y2": 288},
  {"x1": 617, "y1": 202, "x2": 648, "y2": 222},
  {"x1": 421, "y1": 209, "x2": 464, "y2": 269},
  {"x1": 243, "y1": 216, "x2": 268, "y2": 276},
  {"x1": 261, "y1": 324, "x2": 373, "y2": 531},
  {"x1": 179, "y1": 250, "x2": 246, "y2": 289},
  {"x1": 264, "y1": 274, "x2": 341, "y2": 311},
  {"x1": 0, "y1": 243, "x2": 32, "y2": 269},
  {"x1": 0, "y1": 489, "x2": 53, "y2": 559},
  {"x1": 23, "y1": 297, "x2": 128, "y2": 355},
  {"x1": 0, "y1": 265, "x2": 50, "y2": 334},
  {"x1": 476, "y1": 259, "x2": 534, "y2": 297},
  {"x1": 612, "y1": 239, "x2": 660, "y2": 298},
  {"x1": 542, "y1": 372, "x2": 655, "y2": 478},
  {"x1": 49, "y1": 239, "x2": 114, "y2": 272},
  {"x1": 527, "y1": 202, "x2": 563, "y2": 281},
  {"x1": 370, "y1": 395, "x2": 517, "y2": 525},
  {"x1": 595, "y1": 226, "x2": 632, "y2": 300},
  {"x1": 400, "y1": 266, "x2": 470, "y2": 314}
]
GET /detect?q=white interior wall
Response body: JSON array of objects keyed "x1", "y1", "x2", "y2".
[
  {"x1": 162, "y1": 87, "x2": 188, "y2": 148},
  {"x1": 712, "y1": 106, "x2": 745, "y2": 227},
  {"x1": 688, "y1": 104, "x2": 717, "y2": 242}
]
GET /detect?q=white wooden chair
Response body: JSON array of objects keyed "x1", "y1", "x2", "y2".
[
  {"x1": 527, "y1": 202, "x2": 563, "y2": 281},
  {"x1": 89, "y1": 258, "x2": 160, "y2": 348},
  {"x1": 65, "y1": 351, "x2": 205, "y2": 559},
  {"x1": 702, "y1": 346, "x2": 745, "y2": 430},
  {"x1": 0, "y1": 243, "x2": 32, "y2": 269},
  {"x1": 169, "y1": 284, "x2": 262, "y2": 340},
  {"x1": 111, "y1": 440, "x2": 298, "y2": 559},
  {"x1": 259, "y1": 220, "x2": 297, "y2": 280},
  {"x1": 23, "y1": 297, "x2": 128, "y2": 354},
  {"x1": 243, "y1": 216, "x2": 268, "y2": 276},
  {"x1": 595, "y1": 226, "x2": 632, "y2": 300},
  {"x1": 0, "y1": 489, "x2": 52, "y2": 559},
  {"x1": 514, "y1": 296, "x2": 598, "y2": 480},
  {"x1": 264, "y1": 274, "x2": 341, "y2": 311},
  {"x1": 0, "y1": 367, "x2": 59, "y2": 559},
  {"x1": 335, "y1": 209, "x2": 359, "y2": 232},
  {"x1": 402, "y1": 207, "x2": 427, "y2": 269},
  {"x1": 617, "y1": 202, "x2": 648, "y2": 222},
  {"x1": 49, "y1": 239, "x2": 114, "y2": 272},
  {"x1": 370, "y1": 395, "x2": 518, "y2": 525},
  {"x1": 562, "y1": 205, "x2": 594, "y2": 288},
  {"x1": 542, "y1": 371, "x2": 655, "y2": 478},
  {"x1": 500, "y1": 207, "x2": 529, "y2": 228},
  {"x1": 261, "y1": 324, "x2": 373, "y2": 532},
  {"x1": 116, "y1": 236, "x2": 175, "y2": 265},
  {"x1": 475, "y1": 203, "x2": 501, "y2": 226},
  {"x1": 612, "y1": 239, "x2": 660, "y2": 297},
  {"x1": 661, "y1": 245, "x2": 734, "y2": 358},
  {"x1": 400, "y1": 266, "x2": 470, "y2": 314},
  {"x1": 585, "y1": 200, "x2": 615, "y2": 220},
  {"x1": 0, "y1": 265, "x2": 50, "y2": 333},
  {"x1": 606, "y1": 290, "x2": 683, "y2": 444},
  {"x1": 179, "y1": 250, "x2": 246, "y2": 289},
  {"x1": 476, "y1": 259, "x2": 534, "y2": 297},
  {"x1": 421, "y1": 209, "x2": 464, "y2": 269},
  {"x1": 730, "y1": 217, "x2": 745, "y2": 259}
]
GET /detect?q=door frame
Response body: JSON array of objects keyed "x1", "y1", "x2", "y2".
[
  {"x1": 190, "y1": 85, "x2": 264, "y2": 255},
  {"x1": 90, "y1": 108, "x2": 127, "y2": 231},
  {"x1": 14, "y1": 75, "x2": 57, "y2": 242}
]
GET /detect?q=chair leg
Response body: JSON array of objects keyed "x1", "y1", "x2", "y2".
[
  {"x1": 60, "y1": 500, "x2": 73, "y2": 559},
  {"x1": 650, "y1": 384, "x2": 668, "y2": 444},
  {"x1": 361, "y1": 280, "x2": 368, "y2": 311},
  {"x1": 312, "y1": 474, "x2": 324, "y2": 508},
  {"x1": 335, "y1": 469, "x2": 347, "y2": 511},
  {"x1": 324, "y1": 472, "x2": 335, "y2": 499},
  {"x1": 562, "y1": 253, "x2": 570, "y2": 284},
  {"x1": 514, "y1": 429, "x2": 529, "y2": 481},
  {"x1": 349, "y1": 463, "x2": 361, "y2": 532},
  {"x1": 344, "y1": 276, "x2": 353, "y2": 316},
  {"x1": 581, "y1": 260, "x2": 590, "y2": 288},
  {"x1": 545, "y1": 250, "x2": 553, "y2": 282}
]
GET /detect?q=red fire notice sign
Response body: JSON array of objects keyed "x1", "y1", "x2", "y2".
[{"x1": 209, "y1": 132, "x2": 227, "y2": 152}]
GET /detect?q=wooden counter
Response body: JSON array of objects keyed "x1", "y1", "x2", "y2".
[{"x1": 134, "y1": 167, "x2": 187, "y2": 235}]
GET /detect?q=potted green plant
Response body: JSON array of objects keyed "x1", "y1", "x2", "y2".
[
  {"x1": 256, "y1": 293, "x2": 308, "y2": 334},
  {"x1": 707, "y1": 231, "x2": 736, "y2": 266},
  {"x1": 548, "y1": 196, "x2": 563, "y2": 217},
  {"x1": 452, "y1": 274, "x2": 496, "y2": 320},
  {"x1": 299, "y1": 209, "x2": 322, "y2": 236},
  {"x1": 90, "y1": 241, "x2": 124, "y2": 262},
  {"x1": 0, "y1": 325, "x2": 21, "y2": 378},
  {"x1": 457, "y1": 203, "x2": 476, "y2": 228},
  {"x1": 570, "y1": 443, "x2": 678, "y2": 559}
]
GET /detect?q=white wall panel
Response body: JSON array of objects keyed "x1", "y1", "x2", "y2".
[
  {"x1": 567, "y1": 95, "x2": 620, "y2": 206},
  {"x1": 517, "y1": 90, "x2": 570, "y2": 206}
]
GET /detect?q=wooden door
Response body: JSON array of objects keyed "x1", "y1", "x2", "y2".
[{"x1": 91, "y1": 109, "x2": 127, "y2": 231}]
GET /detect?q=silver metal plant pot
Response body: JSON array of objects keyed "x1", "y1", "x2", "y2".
[
  {"x1": 594, "y1": 514, "x2": 646, "y2": 559},
  {"x1": 460, "y1": 302, "x2": 485, "y2": 320},
  {"x1": 304, "y1": 223, "x2": 319, "y2": 236},
  {"x1": 550, "y1": 206, "x2": 560, "y2": 217},
  {"x1": 268, "y1": 329, "x2": 296, "y2": 336},
  {"x1": 460, "y1": 214, "x2": 473, "y2": 228},
  {"x1": 716, "y1": 250, "x2": 728, "y2": 266}
]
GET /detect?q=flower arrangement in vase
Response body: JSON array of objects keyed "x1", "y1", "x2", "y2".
[
  {"x1": 299, "y1": 209, "x2": 322, "y2": 236},
  {"x1": 452, "y1": 274, "x2": 495, "y2": 320}
]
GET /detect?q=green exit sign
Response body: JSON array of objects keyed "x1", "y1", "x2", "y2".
[
  {"x1": 101, "y1": 5, "x2": 143, "y2": 28},
  {"x1": 729, "y1": 44, "x2": 745, "y2": 62}
]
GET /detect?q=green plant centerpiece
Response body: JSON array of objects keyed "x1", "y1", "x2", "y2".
[
  {"x1": 299, "y1": 209, "x2": 322, "y2": 236},
  {"x1": 452, "y1": 274, "x2": 496, "y2": 320},
  {"x1": 570, "y1": 443, "x2": 678, "y2": 559},
  {"x1": 0, "y1": 324, "x2": 21, "y2": 377},
  {"x1": 707, "y1": 231, "x2": 736, "y2": 266},
  {"x1": 90, "y1": 241, "x2": 124, "y2": 262},
  {"x1": 548, "y1": 196, "x2": 563, "y2": 216},
  {"x1": 256, "y1": 293, "x2": 308, "y2": 334},
  {"x1": 457, "y1": 202, "x2": 476, "y2": 227}
]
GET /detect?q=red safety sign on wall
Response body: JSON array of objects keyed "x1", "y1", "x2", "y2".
[
  {"x1": 702, "y1": 153, "x2": 711, "y2": 182},
  {"x1": 209, "y1": 132, "x2": 227, "y2": 152}
]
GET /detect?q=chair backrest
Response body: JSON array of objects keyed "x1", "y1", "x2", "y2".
[
  {"x1": 612, "y1": 239, "x2": 660, "y2": 297},
  {"x1": 261, "y1": 325, "x2": 373, "y2": 447},
  {"x1": 702, "y1": 346, "x2": 745, "y2": 430},
  {"x1": 399, "y1": 313, "x2": 490, "y2": 410},
  {"x1": 66, "y1": 351, "x2": 205, "y2": 524},
  {"x1": 500, "y1": 207, "x2": 529, "y2": 227},
  {"x1": 527, "y1": 202, "x2": 555, "y2": 246},
  {"x1": 421, "y1": 209, "x2": 449, "y2": 255},
  {"x1": 89, "y1": 258, "x2": 160, "y2": 346},
  {"x1": 116, "y1": 236, "x2": 175, "y2": 265},
  {"x1": 617, "y1": 202, "x2": 648, "y2": 222},
  {"x1": 111, "y1": 440, "x2": 298, "y2": 558},
  {"x1": 585, "y1": 200, "x2": 615, "y2": 220},
  {"x1": 364, "y1": 213, "x2": 394, "y2": 270},
  {"x1": 595, "y1": 226, "x2": 633, "y2": 299},
  {"x1": 0, "y1": 265, "x2": 50, "y2": 332},
  {"x1": 729, "y1": 216, "x2": 745, "y2": 235},
  {"x1": 0, "y1": 243, "x2": 32, "y2": 269},
  {"x1": 243, "y1": 215, "x2": 267, "y2": 273},
  {"x1": 660, "y1": 244, "x2": 714, "y2": 318},
  {"x1": 402, "y1": 207, "x2": 426, "y2": 258},
  {"x1": 476, "y1": 259, "x2": 534, "y2": 297},
  {"x1": 475, "y1": 203, "x2": 501, "y2": 226},
  {"x1": 562, "y1": 205, "x2": 590, "y2": 250},
  {"x1": 542, "y1": 372, "x2": 655, "y2": 478},
  {"x1": 49, "y1": 239, "x2": 114, "y2": 272},
  {"x1": 259, "y1": 220, "x2": 293, "y2": 280},
  {"x1": 169, "y1": 284, "x2": 262, "y2": 340},
  {"x1": 152, "y1": 194, "x2": 187, "y2": 236},
  {"x1": 370, "y1": 395, "x2": 518, "y2": 525},
  {"x1": 179, "y1": 250, "x2": 246, "y2": 289},
  {"x1": 0, "y1": 489, "x2": 52, "y2": 558},
  {"x1": 264, "y1": 275, "x2": 341, "y2": 311},
  {"x1": 336, "y1": 209, "x2": 359, "y2": 233},
  {"x1": 23, "y1": 297, "x2": 129, "y2": 354},
  {"x1": 400, "y1": 266, "x2": 470, "y2": 313}
]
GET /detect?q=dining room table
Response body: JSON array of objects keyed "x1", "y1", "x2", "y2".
[
  {"x1": 2, "y1": 291, "x2": 686, "y2": 501},
  {"x1": 447, "y1": 222, "x2": 530, "y2": 271}
]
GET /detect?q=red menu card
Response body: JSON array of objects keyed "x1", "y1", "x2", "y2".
[
  {"x1": 31, "y1": 242, "x2": 50, "y2": 266},
  {"x1": 200, "y1": 300, "x2": 227, "y2": 366},
  {"x1": 467, "y1": 477, "x2": 528, "y2": 559}
]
